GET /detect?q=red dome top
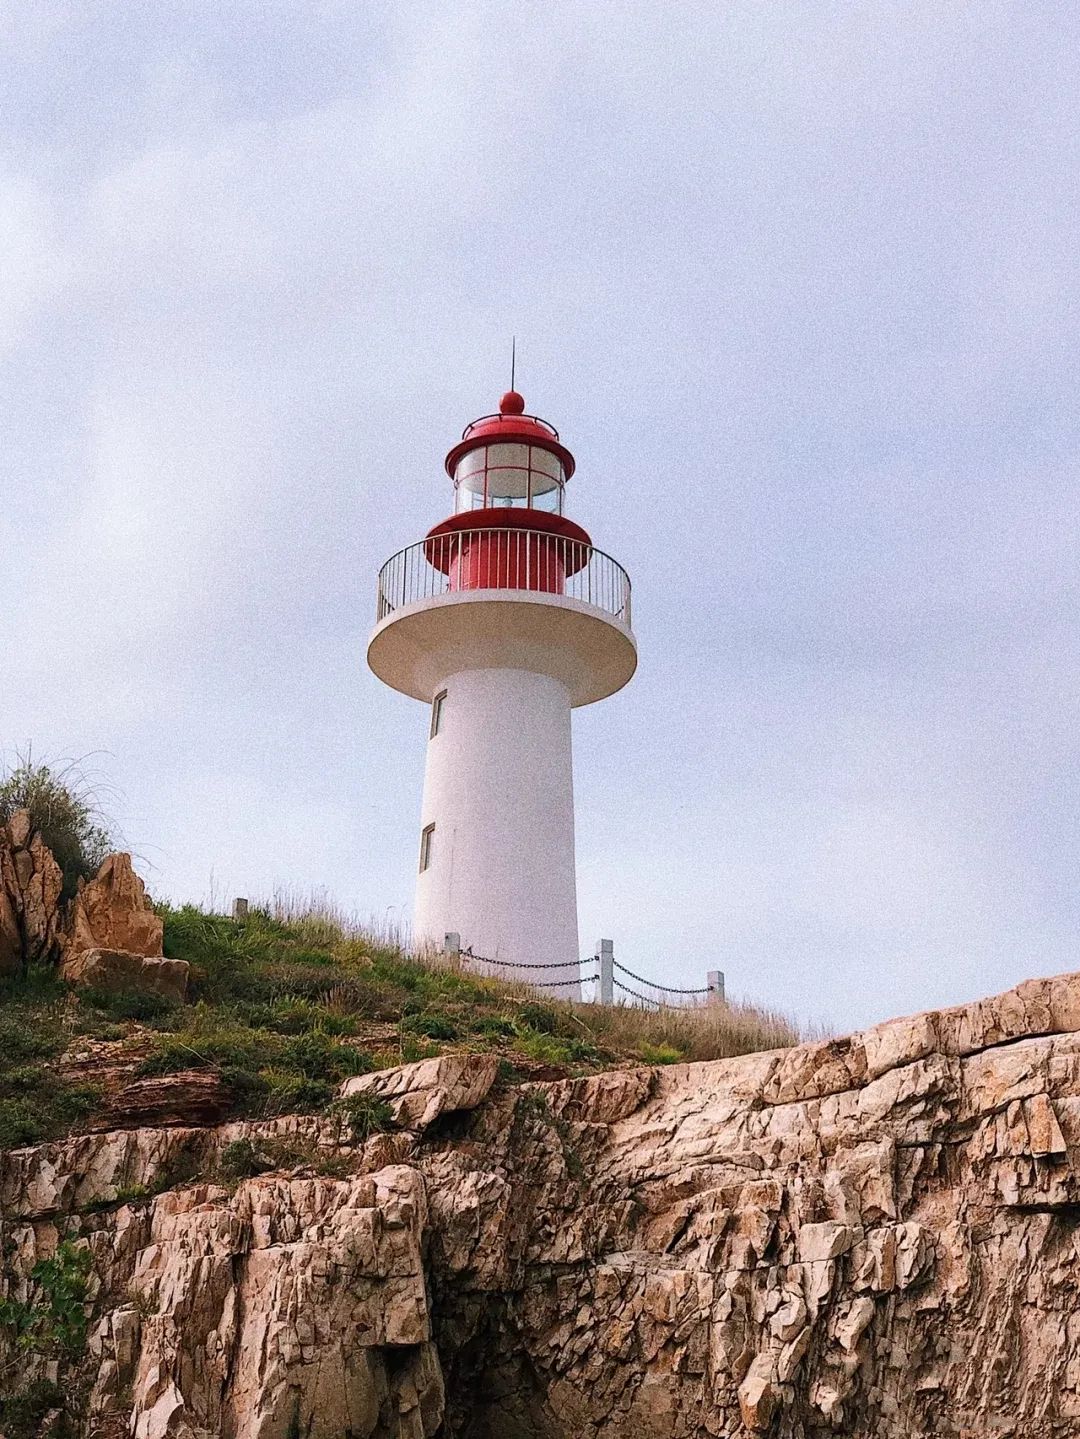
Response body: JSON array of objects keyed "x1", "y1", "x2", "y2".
[{"x1": 444, "y1": 394, "x2": 576, "y2": 480}]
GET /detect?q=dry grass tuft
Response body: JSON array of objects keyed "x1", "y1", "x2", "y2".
[{"x1": 568, "y1": 994, "x2": 806, "y2": 1062}]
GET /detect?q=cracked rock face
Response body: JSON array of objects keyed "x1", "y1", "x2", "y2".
[
  {"x1": 0, "y1": 808, "x2": 65, "y2": 975},
  {"x1": 6, "y1": 978, "x2": 1080, "y2": 1436}
]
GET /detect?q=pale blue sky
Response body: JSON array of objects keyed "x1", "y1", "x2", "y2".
[{"x1": 2, "y1": 2, "x2": 1078, "y2": 1030}]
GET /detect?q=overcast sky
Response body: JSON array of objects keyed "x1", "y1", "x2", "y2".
[{"x1": 2, "y1": 2, "x2": 1078, "y2": 1032}]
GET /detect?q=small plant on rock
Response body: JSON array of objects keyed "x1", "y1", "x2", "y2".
[
  {"x1": 335, "y1": 1092, "x2": 396, "y2": 1140},
  {"x1": 219, "y1": 1138, "x2": 270, "y2": 1180},
  {"x1": 0, "y1": 1238, "x2": 93, "y2": 1433},
  {"x1": 635, "y1": 1041, "x2": 686, "y2": 1065},
  {"x1": 0, "y1": 1239, "x2": 92, "y2": 1361}
]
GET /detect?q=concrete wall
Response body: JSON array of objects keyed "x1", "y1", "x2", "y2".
[{"x1": 412, "y1": 666, "x2": 581, "y2": 995}]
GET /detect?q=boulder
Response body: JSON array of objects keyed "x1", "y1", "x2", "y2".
[
  {"x1": 0, "y1": 808, "x2": 65, "y2": 975},
  {"x1": 64, "y1": 852, "x2": 163, "y2": 961},
  {"x1": 340, "y1": 1053, "x2": 499, "y2": 1130},
  {"x1": 59, "y1": 946, "x2": 189, "y2": 1005}
]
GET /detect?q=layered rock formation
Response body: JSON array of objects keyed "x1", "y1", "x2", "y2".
[{"x1": 6, "y1": 971, "x2": 1080, "y2": 1436}]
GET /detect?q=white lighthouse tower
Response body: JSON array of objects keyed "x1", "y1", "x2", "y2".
[{"x1": 368, "y1": 389, "x2": 636, "y2": 992}]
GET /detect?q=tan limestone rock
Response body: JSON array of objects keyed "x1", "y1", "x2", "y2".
[
  {"x1": 60, "y1": 946, "x2": 189, "y2": 1004},
  {"x1": 64, "y1": 852, "x2": 163, "y2": 960},
  {"x1": 0, "y1": 808, "x2": 65, "y2": 973},
  {"x1": 340, "y1": 1053, "x2": 499, "y2": 1130},
  {"x1": 738, "y1": 1354, "x2": 778, "y2": 1431}
]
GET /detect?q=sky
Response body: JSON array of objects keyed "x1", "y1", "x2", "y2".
[{"x1": 1, "y1": 1, "x2": 1078, "y2": 1032}]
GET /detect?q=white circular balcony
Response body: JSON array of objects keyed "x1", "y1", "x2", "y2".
[{"x1": 368, "y1": 527, "x2": 637, "y2": 707}]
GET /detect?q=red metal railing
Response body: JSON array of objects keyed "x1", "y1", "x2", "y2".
[{"x1": 376, "y1": 527, "x2": 632, "y2": 627}]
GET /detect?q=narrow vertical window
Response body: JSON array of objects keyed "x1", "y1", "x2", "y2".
[
  {"x1": 419, "y1": 823, "x2": 435, "y2": 873},
  {"x1": 430, "y1": 689, "x2": 447, "y2": 738}
]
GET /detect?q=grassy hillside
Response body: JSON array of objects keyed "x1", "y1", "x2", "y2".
[{"x1": 0, "y1": 901, "x2": 803, "y2": 1151}]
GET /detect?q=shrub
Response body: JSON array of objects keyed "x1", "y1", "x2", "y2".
[
  {"x1": 137, "y1": 1007, "x2": 373, "y2": 1120},
  {"x1": 219, "y1": 1139, "x2": 269, "y2": 1180},
  {"x1": 0, "y1": 1378, "x2": 65, "y2": 1439},
  {"x1": 471, "y1": 1014, "x2": 516, "y2": 1039},
  {"x1": 335, "y1": 1092, "x2": 395, "y2": 1140},
  {"x1": 0, "y1": 755, "x2": 114, "y2": 900},
  {"x1": 0, "y1": 994, "x2": 98, "y2": 1150},
  {"x1": 516, "y1": 1030, "x2": 576, "y2": 1065},
  {"x1": 0, "y1": 1010, "x2": 62, "y2": 1066},
  {"x1": 278, "y1": 1032, "x2": 372, "y2": 1082},
  {"x1": 138, "y1": 1023, "x2": 270, "y2": 1077},
  {"x1": 635, "y1": 1041, "x2": 686, "y2": 1065},
  {"x1": 0, "y1": 1080, "x2": 99, "y2": 1150},
  {"x1": 233, "y1": 996, "x2": 357, "y2": 1037},
  {"x1": 80, "y1": 1183, "x2": 152, "y2": 1214},
  {"x1": 79, "y1": 986, "x2": 180, "y2": 1025},
  {"x1": 517, "y1": 1002, "x2": 560, "y2": 1035},
  {"x1": 16, "y1": 1240, "x2": 92, "y2": 1352},
  {"x1": 400, "y1": 1036, "x2": 442, "y2": 1063},
  {"x1": 261, "y1": 1073, "x2": 335, "y2": 1115},
  {"x1": 401, "y1": 1012, "x2": 458, "y2": 1041}
]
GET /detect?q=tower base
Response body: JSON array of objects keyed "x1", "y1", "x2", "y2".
[{"x1": 413, "y1": 665, "x2": 581, "y2": 996}]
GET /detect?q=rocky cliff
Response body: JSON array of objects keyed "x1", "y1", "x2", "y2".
[{"x1": 5, "y1": 971, "x2": 1080, "y2": 1438}]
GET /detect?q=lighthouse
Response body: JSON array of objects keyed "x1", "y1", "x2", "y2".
[{"x1": 368, "y1": 389, "x2": 636, "y2": 992}]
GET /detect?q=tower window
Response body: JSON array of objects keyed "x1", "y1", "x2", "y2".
[
  {"x1": 419, "y1": 823, "x2": 435, "y2": 873},
  {"x1": 430, "y1": 689, "x2": 447, "y2": 738}
]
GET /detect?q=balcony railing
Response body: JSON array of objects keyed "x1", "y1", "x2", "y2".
[{"x1": 376, "y1": 527, "x2": 632, "y2": 628}]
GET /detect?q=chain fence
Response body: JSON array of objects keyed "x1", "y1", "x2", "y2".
[{"x1": 456, "y1": 944, "x2": 721, "y2": 1010}]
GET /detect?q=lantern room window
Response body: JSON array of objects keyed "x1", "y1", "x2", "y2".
[{"x1": 454, "y1": 443, "x2": 564, "y2": 515}]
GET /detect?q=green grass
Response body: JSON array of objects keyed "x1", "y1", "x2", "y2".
[
  {"x1": 0, "y1": 975, "x2": 100, "y2": 1149},
  {"x1": 0, "y1": 898, "x2": 806, "y2": 1149},
  {"x1": 147, "y1": 903, "x2": 805, "y2": 1120},
  {"x1": 401, "y1": 1011, "x2": 459, "y2": 1040},
  {"x1": 78, "y1": 985, "x2": 181, "y2": 1026},
  {"x1": 635, "y1": 1041, "x2": 686, "y2": 1065},
  {"x1": 135, "y1": 1006, "x2": 374, "y2": 1118}
]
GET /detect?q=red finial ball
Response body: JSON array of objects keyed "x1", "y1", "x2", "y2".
[{"x1": 499, "y1": 390, "x2": 526, "y2": 415}]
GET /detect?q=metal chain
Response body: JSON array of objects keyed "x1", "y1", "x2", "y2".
[
  {"x1": 460, "y1": 947, "x2": 583, "y2": 971},
  {"x1": 612, "y1": 959, "x2": 711, "y2": 995},
  {"x1": 527, "y1": 974, "x2": 599, "y2": 989},
  {"x1": 457, "y1": 948, "x2": 708, "y2": 1005},
  {"x1": 611, "y1": 976, "x2": 661, "y2": 1007}
]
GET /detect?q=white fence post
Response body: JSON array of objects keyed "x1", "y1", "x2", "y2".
[
  {"x1": 597, "y1": 939, "x2": 614, "y2": 1005},
  {"x1": 707, "y1": 970, "x2": 725, "y2": 1005},
  {"x1": 444, "y1": 932, "x2": 461, "y2": 963}
]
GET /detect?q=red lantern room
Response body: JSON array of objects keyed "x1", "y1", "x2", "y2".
[
  {"x1": 445, "y1": 389, "x2": 575, "y2": 513},
  {"x1": 425, "y1": 391, "x2": 592, "y2": 595}
]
